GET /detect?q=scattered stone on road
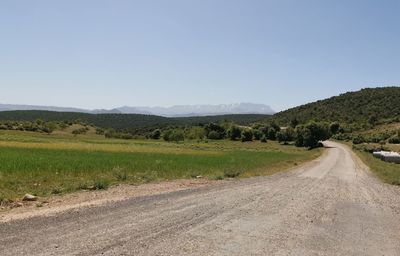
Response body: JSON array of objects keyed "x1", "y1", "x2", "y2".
[{"x1": 22, "y1": 194, "x2": 38, "y2": 202}]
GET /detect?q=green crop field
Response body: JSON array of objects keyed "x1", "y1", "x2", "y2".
[{"x1": 0, "y1": 130, "x2": 322, "y2": 201}]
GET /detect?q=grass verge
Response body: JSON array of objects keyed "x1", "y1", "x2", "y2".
[{"x1": 353, "y1": 150, "x2": 400, "y2": 185}]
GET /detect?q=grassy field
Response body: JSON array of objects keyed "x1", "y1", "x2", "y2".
[{"x1": 0, "y1": 130, "x2": 322, "y2": 201}]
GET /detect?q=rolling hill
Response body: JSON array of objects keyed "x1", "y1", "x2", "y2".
[{"x1": 273, "y1": 87, "x2": 400, "y2": 125}]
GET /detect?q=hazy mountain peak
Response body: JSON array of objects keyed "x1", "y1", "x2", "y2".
[
  {"x1": 115, "y1": 103, "x2": 275, "y2": 117},
  {"x1": 0, "y1": 103, "x2": 274, "y2": 117}
]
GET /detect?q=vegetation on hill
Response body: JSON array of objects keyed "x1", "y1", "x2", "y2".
[
  {"x1": 273, "y1": 87, "x2": 400, "y2": 125},
  {"x1": 0, "y1": 110, "x2": 269, "y2": 135}
]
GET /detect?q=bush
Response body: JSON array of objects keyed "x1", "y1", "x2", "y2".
[
  {"x1": 227, "y1": 125, "x2": 242, "y2": 140},
  {"x1": 205, "y1": 123, "x2": 226, "y2": 139},
  {"x1": 388, "y1": 135, "x2": 400, "y2": 144},
  {"x1": 352, "y1": 135, "x2": 365, "y2": 145},
  {"x1": 253, "y1": 129, "x2": 263, "y2": 140},
  {"x1": 224, "y1": 169, "x2": 242, "y2": 178},
  {"x1": 295, "y1": 121, "x2": 330, "y2": 148},
  {"x1": 185, "y1": 126, "x2": 205, "y2": 140},
  {"x1": 150, "y1": 129, "x2": 161, "y2": 140},
  {"x1": 330, "y1": 122, "x2": 340, "y2": 135},
  {"x1": 277, "y1": 127, "x2": 295, "y2": 143},
  {"x1": 208, "y1": 131, "x2": 222, "y2": 140},
  {"x1": 260, "y1": 135, "x2": 267, "y2": 143},
  {"x1": 241, "y1": 129, "x2": 253, "y2": 142},
  {"x1": 163, "y1": 129, "x2": 185, "y2": 142}
]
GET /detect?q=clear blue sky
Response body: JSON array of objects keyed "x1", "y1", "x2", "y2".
[{"x1": 1, "y1": 0, "x2": 399, "y2": 111}]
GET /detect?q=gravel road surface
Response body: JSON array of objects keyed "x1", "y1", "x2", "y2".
[{"x1": 1, "y1": 141, "x2": 399, "y2": 255}]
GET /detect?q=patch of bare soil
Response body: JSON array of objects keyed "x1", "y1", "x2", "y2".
[{"x1": 0, "y1": 178, "x2": 222, "y2": 222}]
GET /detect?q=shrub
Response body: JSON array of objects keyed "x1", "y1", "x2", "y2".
[
  {"x1": 224, "y1": 169, "x2": 242, "y2": 178},
  {"x1": 330, "y1": 122, "x2": 340, "y2": 135},
  {"x1": 208, "y1": 131, "x2": 222, "y2": 140},
  {"x1": 295, "y1": 121, "x2": 330, "y2": 148},
  {"x1": 277, "y1": 127, "x2": 295, "y2": 143},
  {"x1": 163, "y1": 129, "x2": 184, "y2": 142},
  {"x1": 227, "y1": 125, "x2": 242, "y2": 140},
  {"x1": 93, "y1": 180, "x2": 109, "y2": 190},
  {"x1": 150, "y1": 129, "x2": 161, "y2": 140},
  {"x1": 260, "y1": 135, "x2": 267, "y2": 143},
  {"x1": 253, "y1": 129, "x2": 263, "y2": 140},
  {"x1": 388, "y1": 135, "x2": 400, "y2": 144},
  {"x1": 241, "y1": 129, "x2": 253, "y2": 142},
  {"x1": 185, "y1": 126, "x2": 205, "y2": 140},
  {"x1": 267, "y1": 127, "x2": 277, "y2": 140},
  {"x1": 352, "y1": 135, "x2": 365, "y2": 145},
  {"x1": 205, "y1": 123, "x2": 226, "y2": 139}
]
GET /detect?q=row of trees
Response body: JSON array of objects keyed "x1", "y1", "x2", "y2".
[{"x1": 144, "y1": 121, "x2": 337, "y2": 149}]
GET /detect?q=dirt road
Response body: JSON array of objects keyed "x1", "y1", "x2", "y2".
[{"x1": 1, "y1": 141, "x2": 399, "y2": 255}]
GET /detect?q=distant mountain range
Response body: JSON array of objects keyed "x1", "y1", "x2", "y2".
[{"x1": 0, "y1": 103, "x2": 275, "y2": 117}]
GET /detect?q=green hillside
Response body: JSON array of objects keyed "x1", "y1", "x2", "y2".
[
  {"x1": 0, "y1": 110, "x2": 269, "y2": 134},
  {"x1": 273, "y1": 87, "x2": 400, "y2": 125}
]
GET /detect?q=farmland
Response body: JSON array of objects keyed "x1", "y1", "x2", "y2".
[{"x1": 0, "y1": 129, "x2": 322, "y2": 201}]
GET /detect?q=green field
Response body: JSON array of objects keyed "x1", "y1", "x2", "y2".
[{"x1": 0, "y1": 130, "x2": 322, "y2": 200}]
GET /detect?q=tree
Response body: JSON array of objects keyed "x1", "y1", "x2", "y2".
[
  {"x1": 295, "y1": 122, "x2": 330, "y2": 148},
  {"x1": 163, "y1": 129, "x2": 184, "y2": 142},
  {"x1": 150, "y1": 129, "x2": 161, "y2": 140},
  {"x1": 290, "y1": 118, "x2": 299, "y2": 128},
  {"x1": 253, "y1": 129, "x2": 263, "y2": 140},
  {"x1": 241, "y1": 129, "x2": 253, "y2": 142},
  {"x1": 208, "y1": 131, "x2": 222, "y2": 140},
  {"x1": 185, "y1": 126, "x2": 205, "y2": 140},
  {"x1": 329, "y1": 122, "x2": 340, "y2": 135},
  {"x1": 277, "y1": 127, "x2": 295, "y2": 143},
  {"x1": 227, "y1": 125, "x2": 242, "y2": 140},
  {"x1": 267, "y1": 127, "x2": 277, "y2": 140},
  {"x1": 205, "y1": 123, "x2": 225, "y2": 140}
]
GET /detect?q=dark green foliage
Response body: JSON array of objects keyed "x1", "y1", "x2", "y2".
[
  {"x1": 329, "y1": 122, "x2": 340, "y2": 135},
  {"x1": 205, "y1": 123, "x2": 226, "y2": 140},
  {"x1": 224, "y1": 169, "x2": 242, "y2": 178},
  {"x1": 184, "y1": 126, "x2": 205, "y2": 140},
  {"x1": 163, "y1": 129, "x2": 185, "y2": 142},
  {"x1": 352, "y1": 135, "x2": 365, "y2": 145},
  {"x1": 95, "y1": 127, "x2": 105, "y2": 135},
  {"x1": 253, "y1": 129, "x2": 263, "y2": 140},
  {"x1": 207, "y1": 131, "x2": 222, "y2": 140},
  {"x1": 72, "y1": 127, "x2": 89, "y2": 136},
  {"x1": 0, "y1": 120, "x2": 60, "y2": 134},
  {"x1": 260, "y1": 135, "x2": 267, "y2": 143},
  {"x1": 388, "y1": 135, "x2": 400, "y2": 144},
  {"x1": 227, "y1": 125, "x2": 242, "y2": 140},
  {"x1": 273, "y1": 87, "x2": 400, "y2": 125},
  {"x1": 332, "y1": 133, "x2": 352, "y2": 141},
  {"x1": 241, "y1": 129, "x2": 253, "y2": 142},
  {"x1": 150, "y1": 129, "x2": 162, "y2": 140},
  {"x1": 277, "y1": 127, "x2": 295, "y2": 143},
  {"x1": 0, "y1": 110, "x2": 269, "y2": 135},
  {"x1": 295, "y1": 122, "x2": 330, "y2": 149},
  {"x1": 290, "y1": 118, "x2": 299, "y2": 128},
  {"x1": 267, "y1": 127, "x2": 277, "y2": 140}
]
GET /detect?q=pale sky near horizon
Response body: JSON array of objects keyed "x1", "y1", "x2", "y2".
[{"x1": 1, "y1": 1, "x2": 399, "y2": 111}]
